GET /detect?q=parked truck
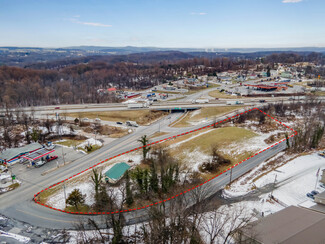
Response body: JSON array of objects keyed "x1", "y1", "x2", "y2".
[
  {"x1": 126, "y1": 121, "x2": 139, "y2": 127},
  {"x1": 128, "y1": 102, "x2": 149, "y2": 109},
  {"x1": 192, "y1": 99, "x2": 209, "y2": 104},
  {"x1": 227, "y1": 100, "x2": 244, "y2": 105}
]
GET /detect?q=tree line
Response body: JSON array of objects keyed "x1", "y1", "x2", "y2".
[{"x1": 1, "y1": 52, "x2": 323, "y2": 108}]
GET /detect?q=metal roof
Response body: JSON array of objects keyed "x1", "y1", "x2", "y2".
[
  {"x1": 240, "y1": 206, "x2": 325, "y2": 244},
  {"x1": 21, "y1": 148, "x2": 55, "y2": 161},
  {"x1": 0, "y1": 143, "x2": 43, "y2": 161},
  {"x1": 104, "y1": 162, "x2": 130, "y2": 180}
]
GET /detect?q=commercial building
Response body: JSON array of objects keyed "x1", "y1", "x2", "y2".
[{"x1": 0, "y1": 143, "x2": 55, "y2": 165}]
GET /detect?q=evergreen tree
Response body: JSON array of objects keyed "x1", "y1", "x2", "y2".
[
  {"x1": 150, "y1": 163, "x2": 159, "y2": 193},
  {"x1": 125, "y1": 171, "x2": 133, "y2": 207},
  {"x1": 266, "y1": 66, "x2": 271, "y2": 77},
  {"x1": 143, "y1": 169, "x2": 149, "y2": 194},
  {"x1": 285, "y1": 132, "x2": 290, "y2": 149},
  {"x1": 94, "y1": 185, "x2": 111, "y2": 211},
  {"x1": 91, "y1": 168, "x2": 103, "y2": 196},
  {"x1": 66, "y1": 189, "x2": 85, "y2": 210},
  {"x1": 138, "y1": 135, "x2": 151, "y2": 161}
]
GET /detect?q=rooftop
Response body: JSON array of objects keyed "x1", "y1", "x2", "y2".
[
  {"x1": 241, "y1": 206, "x2": 325, "y2": 244},
  {"x1": 0, "y1": 143, "x2": 43, "y2": 161},
  {"x1": 104, "y1": 162, "x2": 130, "y2": 180}
]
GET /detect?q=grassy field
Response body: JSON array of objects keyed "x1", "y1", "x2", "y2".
[
  {"x1": 172, "y1": 106, "x2": 244, "y2": 128},
  {"x1": 55, "y1": 139, "x2": 85, "y2": 147},
  {"x1": 149, "y1": 131, "x2": 169, "y2": 139},
  {"x1": 208, "y1": 90, "x2": 238, "y2": 99},
  {"x1": 167, "y1": 127, "x2": 258, "y2": 173},
  {"x1": 65, "y1": 204, "x2": 90, "y2": 213},
  {"x1": 185, "y1": 83, "x2": 220, "y2": 95},
  {"x1": 64, "y1": 110, "x2": 167, "y2": 125},
  {"x1": 55, "y1": 139, "x2": 102, "y2": 153},
  {"x1": 170, "y1": 127, "x2": 257, "y2": 154},
  {"x1": 155, "y1": 90, "x2": 181, "y2": 94}
]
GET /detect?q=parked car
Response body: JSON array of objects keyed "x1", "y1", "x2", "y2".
[
  {"x1": 311, "y1": 190, "x2": 319, "y2": 196},
  {"x1": 306, "y1": 193, "x2": 314, "y2": 199},
  {"x1": 83, "y1": 118, "x2": 89, "y2": 121},
  {"x1": 259, "y1": 99, "x2": 266, "y2": 103},
  {"x1": 320, "y1": 183, "x2": 325, "y2": 189},
  {"x1": 116, "y1": 121, "x2": 123, "y2": 125},
  {"x1": 55, "y1": 107, "x2": 60, "y2": 109},
  {"x1": 95, "y1": 118, "x2": 101, "y2": 122},
  {"x1": 35, "y1": 160, "x2": 46, "y2": 168},
  {"x1": 46, "y1": 155, "x2": 58, "y2": 162}
]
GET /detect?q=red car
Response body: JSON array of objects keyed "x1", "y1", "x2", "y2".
[
  {"x1": 55, "y1": 107, "x2": 60, "y2": 109},
  {"x1": 46, "y1": 155, "x2": 58, "y2": 162}
]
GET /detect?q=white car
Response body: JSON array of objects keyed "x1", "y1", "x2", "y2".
[{"x1": 35, "y1": 160, "x2": 46, "y2": 168}]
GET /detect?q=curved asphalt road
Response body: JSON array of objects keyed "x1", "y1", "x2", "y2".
[{"x1": 0, "y1": 107, "x2": 293, "y2": 229}]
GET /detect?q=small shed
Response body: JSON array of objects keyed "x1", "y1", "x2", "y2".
[{"x1": 104, "y1": 162, "x2": 130, "y2": 184}]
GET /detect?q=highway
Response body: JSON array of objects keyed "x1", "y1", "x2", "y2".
[
  {"x1": 0, "y1": 95, "x2": 299, "y2": 116},
  {"x1": 0, "y1": 105, "x2": 292, "y2": 230}
]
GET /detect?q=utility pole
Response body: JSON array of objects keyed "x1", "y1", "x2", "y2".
[
  {"x1": 63, "y1": 182, "x2": 67, "y2": 207},
  {"x1": 61, "y1": 146, "x2": 65, "y2": 165},
  {"x1": 315, "y1": 168, "x2": 320, "y2": 190},
  {"x1": 229, "y1": 167, "x2": 233, "y2": 184},
  {"x1": 271, "y1": 174, "x2": 277, "y2": 197}
]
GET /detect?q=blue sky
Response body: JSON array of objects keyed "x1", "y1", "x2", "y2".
[{"x1": 0, "y1": 0, "x2": 324, "y2": 48}]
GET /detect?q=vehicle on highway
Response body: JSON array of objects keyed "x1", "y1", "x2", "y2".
[
  {"x1": 259, "y1": 99, "x2": 266, "y2": 103},
  {"x1": 116, "y1": 121, "x2": 123, "y2": 125},
  {"x1": 227, "y1": 100, "x2": 244, "y2": 105},
  {"x1": 46, "y1": 155, "x2": 58, "y2": 162},
  {"x1": 192, "y1": 99, "x2": 209, "y2": 104},
  {"x1": 83, "y1": 118, "x2": 89, "y2": 121},
  {"x1": 306, "y1": 193, "x2": 314, "y2": 199},
  {"x1": 128, "y1": 102, "x2": 149, "y2": 109},
  {"x1": 54, "y1": 107, "x2": 60, "y2": 109},
  {"x1": 95, "y1": 118, "x2": 101, "y2": 122}
]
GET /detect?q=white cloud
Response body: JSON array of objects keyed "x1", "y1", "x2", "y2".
[
  {"x1": 70, "y1": 18, "x2": 112, "y2": 28},
  {"x1": 282, "y1": 0, "x2": 303, "y2": 3},
  {"x1": 190, "y1": 12, "x2": 207, "y2": 15}
]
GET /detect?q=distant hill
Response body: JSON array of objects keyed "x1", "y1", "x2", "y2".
[
  {"x1": 24, "y1": 51, "x2": 194, "y2": 69},
  {"x1": 0, "y1": 45, "x2": 325, "y2": 67}
]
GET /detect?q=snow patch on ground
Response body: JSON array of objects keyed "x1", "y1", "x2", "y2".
[
  {"x1": 46, "y1": 182, "x2": 94, "y2": 210},
  {"x1": 78, "y1": 138, "x2": 103, "y2": 148},
  {"x1": 181, "y1": 149, "x2": 210, "y2": 171},
  {"x1": 225, "y1": 153, "x2": 325, "y2": 207},
  {"x1": 223, "y1": 152, "x2": 287, "y2": 197},
  {"x1": 255, "y1": 153, "x2": 325, "y2": 206},
  {"x1": 220, "y1": 130, "x2": 283, "y2": 158},
  {"x1": 190, "y1": 109, "x2": 201, "y2": 118},
  {"x1": 0, "y1": 230, "x2": 30, "y2": 243}
]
